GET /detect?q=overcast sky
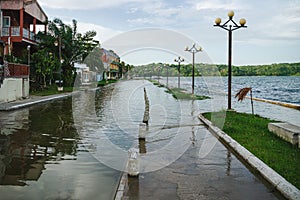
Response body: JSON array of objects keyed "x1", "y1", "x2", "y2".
[{"x1": 38, "y1": 0, "x2": 300, "y2": 66}]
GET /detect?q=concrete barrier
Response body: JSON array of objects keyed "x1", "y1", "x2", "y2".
[
  {"x1": 268, "y1": 123, "x2": 300, "y2": 146},
  {"x1": 198, "y1": 114, "x2": 300, "y2": 200},
  {"x1": 248, "y1": 97, "x2": 300, "y2": 110}
]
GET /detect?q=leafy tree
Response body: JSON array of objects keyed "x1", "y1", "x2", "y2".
[
  {"x1": 83, "y1": 45, "x2": 104, "y2": 73},
  {"x1": 34, "y1": 18, "x2": 99, "y2": 87},
  {"x1": 32, "y1": 49, "x2": 58, "y2": 87}
]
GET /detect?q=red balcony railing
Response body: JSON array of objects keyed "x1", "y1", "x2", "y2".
[{"x1": 5, "y1": 63, "x2": 29, "y2": 78}]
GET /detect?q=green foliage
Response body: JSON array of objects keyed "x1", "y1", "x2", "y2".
[
  {"x1": 220, "y1": 63, "x2": 300, "y2": 76},
  {"x1": 32, "y1": 49, "x2": 58, "y2": 87},
  {"x1": 133, "y1": 62, "x2": 300, "y2": 77},
  {"x1": 33, "y1": 18, "x2": 100, "y2": 88},
  {"x1": 97, "y1": 79, "x2": 118, "y2": 86},
  {"x1": 166, "y1": 87, "x2": 210, "y2": 100},
  {"x1": 30, "y1": 85, "x2": 73, "y2": 96},
  {"x1": 83, "y1": 46, "x2": 104, "y2": 73},
  {"x1": 203, "y1": 111, "x2": 300, "y2": 189}
]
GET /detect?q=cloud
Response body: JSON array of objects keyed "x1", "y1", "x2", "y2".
[
  {"x1": 126, "y1": 7, "x2": 138, "y2": 14},
  {"x1": 76, "y1": 22, "x2": 122, "y2": 43},
  {"x1": 195, "y1": 0, "x2": 245, "y2": 11},
  {"x1": 39, "y1": 0, "x2": 146, "y2": 10},
  {"x1": 126, "y1": 1, "x2": 185, "y2": 26},
  {"x1": 247, "y1": 1, "x2": 300, "y2": 41}
]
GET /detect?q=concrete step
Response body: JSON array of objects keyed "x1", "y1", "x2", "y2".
[{"x1": 268, "y1": 123, "x2": 300, "y2": 148}]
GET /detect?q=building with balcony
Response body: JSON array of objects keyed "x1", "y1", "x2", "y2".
[
  {"x1": 0, "y1": 0, "x2": 47, "y2": 103},
  {"x1": 0, "y1": 0, "x2": 47, "y2": 57},
  {"x1": 101, "y1": 48, "x2": 121, "y2": 80}
]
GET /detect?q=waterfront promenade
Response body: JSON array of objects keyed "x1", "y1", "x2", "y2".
[{"x1": 0, "y1": 79, "x2": 299, "y2": 199}]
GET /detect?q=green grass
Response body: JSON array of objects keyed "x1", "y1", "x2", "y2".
[
  {"x1": 203, "y1": 111, "x2": 300, "y2": 189},
  {"x1": 148, "y1": 79, "x2": 210, "y2": 100},
  {"x1": 30, "y1": 85, "x2": 73, "y2": 96},
  {"x1": 148, "y1": 79, "x2": 164, "y2": 87},
  {"x1": 166, "y1": 87, "x2": 210, "y2": 100},
  {"x1": 97, "y1": 79, "x2": 118, "y2": 86}
]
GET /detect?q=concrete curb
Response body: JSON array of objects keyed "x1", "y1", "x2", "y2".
[
  {"x1": 114, "y1": 172, "x2": 127, "y2": 200},
  {"x1": 246, "y1": 96, "x2": 300, "y2": 110},
  {"x1": 0, "y1": 88, "x2": 90, "y2": 111},
  {"x1": 0, "y1": 94, "x2": 72, "y2": 111},
  {"x1": 198, "y1": 114, "x2": 300, "y2": 200}
]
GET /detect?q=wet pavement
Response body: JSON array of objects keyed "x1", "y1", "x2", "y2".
[
  {"x1": 0, "y1": 79, "x2": 293, "y2": 199},
  {"x1": 0, "y1": 93, "x2": 72, "y2": 111},
  {"x1": 121, "y1": 127, "x2": 281, "y2": 200},
  {"x1": 0, "y1": 94, "x2": 121, "y2": 200}
]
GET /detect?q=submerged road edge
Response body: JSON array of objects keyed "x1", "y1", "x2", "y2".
[{"x1": 198, "y1": 114, "x2": 300, "y2": 200}]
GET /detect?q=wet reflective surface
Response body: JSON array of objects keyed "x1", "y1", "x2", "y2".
[
  {"x1": 0, "y1": 79, "x2": 288, "y2": 199},
  {"x1": 0, "y1": 97, "x2": 120, "y2": 199},
  {"x1": 160, "y1": 76, "x2": 300, "y2": 126}
]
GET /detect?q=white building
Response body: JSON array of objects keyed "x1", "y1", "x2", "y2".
[{"x1": 74, "y1": 63, "x2": 97, "y2": 86}]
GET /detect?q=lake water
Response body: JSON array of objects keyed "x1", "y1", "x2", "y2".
[{"x1": 159, "y1": 76, "x2": 300, "y2": 126}]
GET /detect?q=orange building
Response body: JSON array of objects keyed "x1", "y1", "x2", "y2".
[
  {"x1": 101, "y1": 48, "x2": 121, "y2": 79},
  {"x1": 0, "y1": 0, "x2": 47, "y2": 57},
  {"x1": 0, "y1": 0, "x2": 47, "y2": 103}
]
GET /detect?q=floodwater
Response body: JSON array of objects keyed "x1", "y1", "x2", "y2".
[
  {"x1": 0, "y1": 96, "x2": 120, "y2": 199},
  {"x1": 0, "y1": 79, "x2": 285, "y2": 199},
  {"x1": 160, "y1": 76, "x2": 300, "y2": 126}
]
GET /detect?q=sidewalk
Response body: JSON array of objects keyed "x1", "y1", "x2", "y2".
[
  {"x1": 117, "y1": 127, "x2": 284, "y2": 200},
  {"x1": 0, "y1": 93, "x2": 72, "y2": 111}
]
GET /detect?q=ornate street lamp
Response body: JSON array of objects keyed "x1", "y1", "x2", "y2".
[
  {"x1": 185, "y1": 44, "x2": 202, "y2": 95},
  {"x1": 214, "y1": 10, "x2": 247, "y2": 110},
  {"x1": 174, "y1": 56, "x2": 184, "y2": 88}
]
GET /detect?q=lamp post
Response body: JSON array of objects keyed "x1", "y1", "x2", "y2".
[
  {"x1": 174, "y1": 56, "x2": 184, "y2": 88},
  {"x1": 165, "y1": 64, "x2": 169, "y2": 87},
  {"x1": 214, "y1": 10, "x2": 247, "y2": 110},
  {"x1": 54, "y1": 35, "x2": 64, "y2": 91},
  {"x1": 157, "y1": 65, "x2": 161, "y2": 84},
  {"x1": 27, "y1": 45, "x2": 31, "y2": 66},
  {"x1": 149, "y1": 69, "x2": 152, "y2": 81},
  {"x1": 185, "y1": 44, "x2": 202, "y2": 95}
]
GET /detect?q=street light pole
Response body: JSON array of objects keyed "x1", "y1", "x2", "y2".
[
  {"x1": 174, "y1": 56, "x2": 184, "y2": 88},
  {"x1": 185, "y1": 44, "x2": 202, "y2": 95},
  {"x1": 58, "y1": 36, "x2": 62, "y2": 88},
  {"x1": 214, "y1": 10, "x2": 247, "y2": 110},
  {"x1": 54, "y1": 34, "x2": 64, "y2": 91},
  {"x1": 165, "y1": 64, "x2": 169, "y2": 87},
  {"x1": 27, "y1": 45, "x2": 30, "y2": 66},
  {"x1": 157, "y1": 66, "x2": 160, "y2": 84}
]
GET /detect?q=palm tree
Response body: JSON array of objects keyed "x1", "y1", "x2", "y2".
[
  {"x1": 235, "y1": 87, "x2": 254, "y2": 114},
  {"x1": 34, "y1": 18, "x2": 99, "y2": 87}
]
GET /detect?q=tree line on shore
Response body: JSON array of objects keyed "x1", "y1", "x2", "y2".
[{"x1": 132, "y1": 62, "x2": 300, "y2": 77}]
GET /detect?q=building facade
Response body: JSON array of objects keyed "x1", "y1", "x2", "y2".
[
  {"x1": 101, "y1": 48, "x2": 121, "y2": 80},
  {"x1": 0, "y1": 0, "x2": 47, "y2": 57},
  {"x1": 0, "y1": 0, "x2": 47, "y2": 103}
]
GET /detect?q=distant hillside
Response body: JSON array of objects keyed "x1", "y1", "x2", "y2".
[
  {"x1": 217, "y1": 62, "x2": 300, "y2": 76},
  {"x1": 133, "y1": 62, "x2": 300, "y2": 77}
]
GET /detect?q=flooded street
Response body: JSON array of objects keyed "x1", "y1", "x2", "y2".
[
  {"x1": 0, "y1": 80, "x2": 282, "y2": 199},
  {"x1": 0, "y1": 97, "x2": 120, "y2": 199}
]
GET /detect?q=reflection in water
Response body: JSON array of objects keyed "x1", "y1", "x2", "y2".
[
  {"x1": 138, "y1": 139, "x2": 147, "y2": 154},
  {"x1": 126, "y1": 175, "x2": 140, "y2": 199},
  {"x1": 0, "y1": 98, "x2": 78, "y2": 186},
  {"x1": 226, "y1": 150, "x2": 232, "y2": 176}
]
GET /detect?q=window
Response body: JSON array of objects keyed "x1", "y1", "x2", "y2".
[{"x1": 3, "y1": 16, "x2": 10, "y2": 27}]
